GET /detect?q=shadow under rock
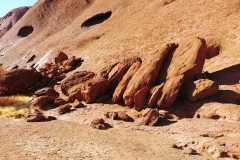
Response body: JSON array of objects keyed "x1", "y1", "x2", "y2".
[
  {"x1": 209, "y1": 63, "x2": 240, "y2": 85},
  {"x1": 155, "y1": 119, "x2": 177, "y2": 126},
  {"x1": 170, "y1": 89, "x2": 240, "y2": 118}
]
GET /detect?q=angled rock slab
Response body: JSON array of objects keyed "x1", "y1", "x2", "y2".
[
  {"x1": 112, "y1": 61, "x2": 142, "y2": 103},
  {"x1": 60, "y1": 71, "x2": 95, "y2": 95},
  {"x1": 108, "y1": 56, "x2": 142, "y2": 88},
  {"x1": 75, "y1": 76, "x2": 111, "y2": 103},
  {"x1": 157, "y1": 37, "x2": 207, "y2": 85},
  {"x1": 182, "y1": 79, "x2": 219, "y2": 102},
  {"x1": 146, "y1": 83, "x2": 164, "y2": 108},
  {"x1": 157, "y1": 75, "x2": 184, "y2": 108},
  {"x1": 134, "y1": 86, "x2": 151, "y2": 111},
  {"x1": 123, "y1": 43, "x2": 176, "y2": 106}
]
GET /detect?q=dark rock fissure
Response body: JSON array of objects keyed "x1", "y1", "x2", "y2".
[{"x1": 81, "y1": 11, "x2": 112, "y2": 27}]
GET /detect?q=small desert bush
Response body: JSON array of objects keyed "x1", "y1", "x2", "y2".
[{"x1": 0, "y1": 96, "x2": 35, "y2": 119}]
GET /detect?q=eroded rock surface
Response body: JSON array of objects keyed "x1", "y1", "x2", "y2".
[
  {"x1": 123, "y1": 43, "x2": 176, "y2": 106},
  {"x1": 0, "y1": 69, "x2": 41, "y2": 95}
]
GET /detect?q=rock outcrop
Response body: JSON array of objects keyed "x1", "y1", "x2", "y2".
[
  {"x1": 157, "y1": 75, "x2": 184, "y2": 108},
  {"x1": 61, "y1": 71, "x2": 95, "y2": 95},
  {"x1": 108, "y1": 57, "x2": 142, "y2": 88},
  {"x1": 75, "y1": 76, "x2": 111, "y2": 103},
  {"x1": 123, "y1": 43, "x2": 176, "y2": 106},
  {"x1": 112, "y1": 61, "x2": 142, "y2": 103},
  {"x1": 157, "y1": 38, "x2": 207, "y2": 85}
]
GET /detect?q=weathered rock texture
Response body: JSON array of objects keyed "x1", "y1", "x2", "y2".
[
  {"x1": 112, "y1": 61, "x2": 142, "y2": 103},
  {"x1": 157, "y1": 38, "x2": 207, "y2": 85},
  {"x1": 75, "y1": 76, "x2": 111, "y2": 103},
  {"x1": 61, "y1": 71, "x2": 95, "y2": 95},
  {"x1": 157, "y1": 75, "x2": 184, "y2": 108},
  {"x1": 108, "y1": 57, "x2": 142, "y2": 88},
  {"x1": 0, "y1": 69, "x2": 41, "y2": 95},
  {"x1": 182, "y1": 79, "x2": 219, "y2": 102},
  {"x1": 123, "y1": 43, "x2": 176, "y2": 106}
]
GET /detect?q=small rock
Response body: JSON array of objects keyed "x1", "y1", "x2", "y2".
[
  {"x1": 57, "y1": 104, "x2": 71, "y2": 114},
  {"x1": 104, "y1": 112, "x2": 118, "y2": 120},
  {"x1": 183, "y1": 147, "x2": 194, "y2": 155},
  {"x1": 72, "y1": 99, "x2": 84, "y2": 108},
  {"x1": 54, "y1": 98, "x2": 68, "y2": 106},
  {"x1": 117, "y1": 111, "x2": 131, "y2": 122},
  {"x1": 90, "y1": 118, "x2": 106, "y2": 130}
]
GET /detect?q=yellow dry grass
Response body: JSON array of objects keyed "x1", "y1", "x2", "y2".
[{"x1": 0, "y1": 96, "x2": 35, "y2": 119}]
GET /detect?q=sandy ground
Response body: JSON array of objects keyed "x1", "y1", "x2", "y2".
[
  {"x1": 0, "y1": 118, "x2": 216, "y2": 160},
  {"x1": 0, "y1": 102, "x2": 222, "y2": 160}
]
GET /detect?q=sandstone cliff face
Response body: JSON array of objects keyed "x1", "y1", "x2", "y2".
[{"x1": 0, "y1": 7, "x2": 30, "y2": 38}]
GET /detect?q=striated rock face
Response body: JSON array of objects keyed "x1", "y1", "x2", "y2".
[
  {"x1": 157, "y1": 75, "x2": 184, "y2": 108},
  {"x1": 0, "y1": 68, "x2": 41, "y2": 95},
  {"x1": 61, "y1": 71, "x2": 95, "y2": 95},
  {"x1": 108, "y1": 57, "x2": 142, "y2": 88},
  {"x1": 75, "y1": 76, "x2": 111, "y2": 103},
  {"x1": 112, "y1": 61, "x2": 142, "y2": 103},
  {"x1": 182, "y1": 79, "x2": 219, "y2": 102},
  {"x1": 0, "y1": 7, "x2": 30, "y2": 38},
  {"x1": 123, "y1": 43, "x2": 176, "y2": 106},
  {"x1": 157, "y1": 38, "x2": 208, "y2": 85}
]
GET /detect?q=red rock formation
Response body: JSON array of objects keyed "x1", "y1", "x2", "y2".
[
  {"x1": 61, "y1": 71, "x2": 95, "y2": 95},
  {"x1": 0, "y1": 68, "x2": 41, "y2": 95},
  {"x1": 123, "y1": 43, "x2": 176, "y2": 106},
  {"x1": 75, "y1": 76, "x2": 111, "y2": 103},
  {"x1": 157, "y1": 75, "x2": 184, "y2": 108},
  {"x1": 112, "y1": 61, "x2": 142, "y2": 103},
  {"x1": 157, "y1": 38, "x2": 207, "y2": 85},
  {"x1": 182, "y1": 79, "x2": 219, "y2": 102}
]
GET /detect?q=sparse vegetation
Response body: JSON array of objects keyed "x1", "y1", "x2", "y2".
[{"x1": 0, "y1": 96, "x2": 35, "y2": 119}]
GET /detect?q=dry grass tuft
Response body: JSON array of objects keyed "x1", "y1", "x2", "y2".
[{"x1": 0, "y1": 96, "x2": 35, "y2": 119}]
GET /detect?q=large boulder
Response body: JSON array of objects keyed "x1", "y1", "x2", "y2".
[
  {"x1": 108, "y1": 57, "x2": 142, "y2": 88},
  {"x1": 157, "y1": 75, "x2": 184, "y2": 108},
  {"x1": 157, "y1": 38, "x2": 207, "y2": 85},
  {"x1": 123, "y1": 43, "x2": 176, "y2": 106},
  {"x1": 182, "y1": 79, "x2": 219, "y2": 102},
  {"x1": 75, "y1": 76, "x2": 111, "y2": 103},
  {"x1": 61, "y1": 71, "x2": 95, "y2": 95},
  {"x1": 0, "y1": 68, "x2": 41, "y2": 95},
  {"x1": 112, "y1": 61, "x2": 142, "y2": 103}
]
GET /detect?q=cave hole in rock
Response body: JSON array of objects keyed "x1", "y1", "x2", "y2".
[
  {"x1": 17, "y1": 26, "x2": 34, "y2": 37},
  {"x1": 81, "y1": 11, "x2": 112, "y2": 27},
  {"x1": 27, "y1": 55, "x2": 36, "y2": 63}
]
